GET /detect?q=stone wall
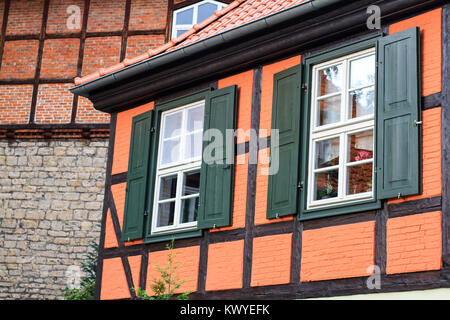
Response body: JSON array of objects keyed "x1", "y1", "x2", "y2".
[{"x1": 0, "y1": 139, "x2": 108, "y2": 299}]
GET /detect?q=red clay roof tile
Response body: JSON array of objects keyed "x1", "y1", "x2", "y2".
[{"x1": 74, "y1": 0, "x2": 307, "y2": 86}]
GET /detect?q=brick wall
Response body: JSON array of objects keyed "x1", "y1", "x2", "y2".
[{"x1": 0, "y1": 0, "x2": 170, "y2": 125}]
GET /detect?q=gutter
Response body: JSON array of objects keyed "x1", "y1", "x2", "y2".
[{"x1": 70, "y1": 0, "x2": 343, "y2": 98}]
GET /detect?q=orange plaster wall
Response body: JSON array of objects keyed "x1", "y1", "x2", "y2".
[
  {"x1": 101, "y1": 257, "x2": 130, "y2": 300},
  {"x1": 218, "y1": 69, "x2": 254, "y2": 144},
  {"x1": 389, "y1": 8, "x2": 442, "y2": 97},
  {"x1": 112, "y1": 102, "x2": 154, "y2": 175},
  {"x1": 205, "y1": 240, "x2": 244, "y2": 291},
  {"x1": 300, "y1": 221, "x2": 375, "y2": 282},
  {"x1": 147, "y1": 246, "x2": 200, "y2": 294},
  {"x1": 386, "y1": 211, "x2": 442, "y2": 274},
  {"x1": 251, "y1": 233, "x2": 292, "y2": 287}
]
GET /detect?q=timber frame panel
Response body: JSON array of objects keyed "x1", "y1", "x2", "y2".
[{"x1": 95, "y1": 1, "x2": 450, "y2": 299}]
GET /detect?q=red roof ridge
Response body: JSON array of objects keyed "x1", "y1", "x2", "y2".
[{"x1": 74, "y1": 0, "x2": 247, "y2": 86}]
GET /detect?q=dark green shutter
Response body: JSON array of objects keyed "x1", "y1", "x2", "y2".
[
  {"x1": 197, "y1": 86, "x2": 237, "y2": 229},
  {"x1": 267, "y1": 65, "x2": 302, "y2": 219},
  {"x1": 122, "y1": 110, "x2": 153, "y2": 241},
  {"x1": 376, "y1": 27, "x2": 421, "y2": 199}
]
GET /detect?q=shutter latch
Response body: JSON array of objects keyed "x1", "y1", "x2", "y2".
[
  {"x1": 144, "y1": 209, "x2": 149, "y2": 217},
  {"x1": 301, "y1": 83, "x2": 308, "y2": 91},
  {"x1": 413, "y1": 120, "x2": 423, "y2": 127},
  {"x1": 150, "y1": 127, "x2": 156, "y2": 134},
  {"x1": 298, "y1": 181, "x2": 304, "y2": 190}
]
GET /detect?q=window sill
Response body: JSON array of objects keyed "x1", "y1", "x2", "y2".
[
  {"x1": 143, "y1": 228, "x2": 202, "y2": 244},
  {"x1": 299, "y1": 199, "x2": 381, "y2": 221}
]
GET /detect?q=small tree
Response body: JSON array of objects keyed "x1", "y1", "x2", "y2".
[
  {"x1": 63, "y1": 240, "x2": 98, "y2": 300},
  {"x1": 135, "y1": 238, "x2": 192, "y2": 300}
]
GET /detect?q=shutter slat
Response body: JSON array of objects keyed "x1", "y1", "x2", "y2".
[
  {"x1": 376, "y1": 27, "x2": 421, "y2": 199},
  {"x1": 267, "y1": 65, "x2": 302, "y2": 219},
  {"x1": 197, "y1": 86, "x2": 237, "y2": 229},
  {"x1": 122, "y1": 110, "x2": 153, "y2": 240}
]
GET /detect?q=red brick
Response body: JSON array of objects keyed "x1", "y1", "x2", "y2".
[
  {"x1": 0, "y1": 40, "x2": 39, "y2": 79},
  {"x1": 35, "y1": 83, "x2": 73, "y2": 123},
  {"x1": 76, "y1": 95, "x2": 111, "y2": 123},
  {"x1": 82, "y1": 36, "x2": 122, "y2": 77},
  {"x1": 41, "y1": 39, "x2": 80, "y2": 78},
  {"x1": 46, "y1": 0, "x2": 85, "y2": 34},
  {"x1": 86, "y1": 0, "x2": 126, "y2": 32},
  {"x1": 6, "y1": 0, "x2": 43, "y2": 35},
  {"x1": 125, "y1": 35, "x2": 165, "y2": 58},
  {"x1": 0, "y1": 85, "x2": 33, "y2": 124},
  {"x1": 129, "y1": 0, "x2": 167, "y2": 30}
]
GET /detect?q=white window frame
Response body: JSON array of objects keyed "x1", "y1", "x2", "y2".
[
  {"x1": 307, "y1": 48, "x2": 376, "y2": 210},
  {"x1": 151, "y1": 100, "x2": 205, "y2": 234},
  {"x1": 171, "y1": 0, "x2": 227, "y2": 39}
]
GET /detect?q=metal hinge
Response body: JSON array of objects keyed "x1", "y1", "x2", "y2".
[
  {"x1": 298, "y1": 181, "x2": 304, "y2": 191},
  {"x1": 414, "y1": 120, "x2": 423, "y2": 127},
  {"x1": 150, "y1": 127, "x2": 156, "y2": 134},
  {"x1": 301, "y1": 83, "x2": 308, "y2": 91},
  {"x1": 144, "y1": 210, "x2": 149, "y2": 217}
]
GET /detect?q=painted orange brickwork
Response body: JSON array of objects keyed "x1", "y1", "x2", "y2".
[
  {"x1": 206, "y1": 240, "x2": 244, "y2": 291},
  {"x1": 40, "y1": 39, "x2": 80, "y2": 78},
  {"x1": 129, "y1": 0, "x2": 168, "y2": 30},
  {"x1": 112, "y1": 102, "x2": 154, "y2": 175},
  {"x1": 86, "y1": 0, "x2": 126, "y2": 32},
  {"x1": 254, "y1": 147, "x2": 293, "y2": 225},
  {"x1": 389, "y1": 8, "x2": 442, "y2": 96},
  {"x1": 147, "y1": 245, "x2": 200, "y2": 294},
  {"x1": 0, "y1": 85, "x2": 33, "y2": 124},
  {"x1": 129, "y1": 255, "x2": 142, "y2": 291},
  {"x1": 259, "y1": 55, "x2": 301, "y2": 138},
  {"x1": 6, "y1": 0, "x2": 43, "y2": 35},
  {"x1": 251, "y1": 233, "x2": 292, "y2": 287},
  {"x1": 0, "y1": 40, "x2": 39, "y2": 79},
  {"x1": 300, "y1": 221, "x2": 375, "y2": 282},
  {"x1": 35, "y1": 83, "x2": 74, "y2": 123},
  {"x1": 100, "y1": 257, "x2": 130, "y2": 300},
  {"x1": 389, "y1": 107, "x2": 442, "y2": 204},
  {"x1": 218, "y1": 69, "x2": 254, "y2": 144},
  {"x1": 104, "y1": 209, "x2": 119, "y2": 249},
  {"x1": 386, "y1": 211, "x2": 442, "y2": 274}
]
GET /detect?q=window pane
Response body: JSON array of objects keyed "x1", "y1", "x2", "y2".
[
  {"x1": 183, "y1": 171, "x2": 200, "y2": 196},
  {"x1": 176, "y1": 29, "x2": 189, "y2": 37},
  {"x1": 317, "y1": 95, "x2": 341, "y2": 126},
  {"x1": 314, "y1": 170, "x2": 338, "y2": 200},
  {"x1": 349, "y1": 87, "x2": 375, "y2": 119},
  {"x1": 157, "y1": 202, "x2": 175, "y2": 227},
  {"x1": 197, "y1": 3, "x2": 217, "y2": 23},
  {"x1": 347, "y1": 163, "x2": 373, "y2": 195},
  {"x1": 187, "y1": 105, "x2": 204, "y2": 132},
  {"x1": 350, "y1": 54, "x2": 375, "y2": 88},
  {"x1": 159, "y1": 175, "x2": 177, "y2": 200},
  {"x1": 161, "y1": 138, "x2": 180, "y2": 165},
  {"x1": 315, "y1": 137, "x2": 340, "y2": 169},
  {"x1": 180, "y1": 197, "x2": 198, "y2": 223},
  {"x1": 176, "y1": 7, "x2": 193, "y2": 25},
  {"x1": 348, "y1": 130, "x2": 373, "y2": 163},
  {"x1": 317, "y1": 64, "x2": 343, "y2": 96},
  {"x1": 185, "y1": 131, "x2": 203, "y2": 159},
  {"x1": 163, "y1": 111, "x2": 182, "y2": 139}
]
